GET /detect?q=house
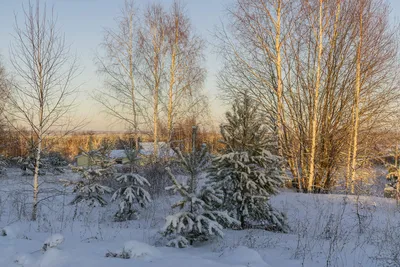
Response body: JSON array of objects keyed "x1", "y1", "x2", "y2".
[
  {"x1": 75, "y1": 154, "x2": 90, "y2": 167},
  {"x1": 74, "y1": 142, "x2": 175, "y2": 167}
]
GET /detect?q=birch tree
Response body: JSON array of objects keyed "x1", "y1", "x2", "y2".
[
  {"x1": 217, "y1": 0, "x2": 291, "y2": 150},
  {"x1": 307, "y1": 0, "x2": 324, "y2": 192},
  {"x1": 165, "y1": 2, "x2": 206, "y2": 145},
  {"x1": 8, "y1": 0, "x2": 79, "y2": 220},
  {"x1": 95, "y1": 0, "x2": 143, "y2": 143},
  {"x1": 349, "y1": 0, "x2": 363, "y2": 194},
  {"x1": 0, "y1": 58, "x2": 10, "y2": 132},
  {"x1": 139, "y1": 3, "x2": 168, "y2": 157}
]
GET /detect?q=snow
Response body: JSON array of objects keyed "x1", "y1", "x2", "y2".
[
  {"x1": 0, "y1": 167, "x2": 399, "y2": 266},
  {"x1": 1, "y1": 223, "x2": 26, "y2": 239},
  {"x1": 219, "y1": 246, "x2": 270, "y2": 267},
  {"x1": 40, "y1": 249, "x2": 69, "y2": 267},
  {"x1": 14, "y1": 253, "x2": 35, "y2": 266},
  {"x1": 120, "y1": 240, "x2": 161, "y2": 260}
]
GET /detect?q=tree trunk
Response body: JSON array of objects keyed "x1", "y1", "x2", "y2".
[
  {"x1": 32, "y1": 136, "x2": 41, "y2": 221},
  {"x1": 275, "y1": 0, "x2": 284, "y2": 161},
  {"x1": 350, "y1": 1, "x2": 363, "y2": 194},
  {"x1": 153, "y1": 87, "x2": 159, "y2": 158},
  {"x1": 167, "y1": 17, "x2": 178, "y2": 146},
  {"x1": 308, "y1": 0, "x2": 324, "y2": 193},
  {"x1": 153, "y1": 49, "x2": 160, "y2": 158},
  {"x1": 129, "y1": 13, "x2": 138, "y2": 143}
]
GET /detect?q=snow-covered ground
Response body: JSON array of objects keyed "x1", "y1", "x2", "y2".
[{"x1": 0, "y1": 168, "x2": 399, "y2": 267}]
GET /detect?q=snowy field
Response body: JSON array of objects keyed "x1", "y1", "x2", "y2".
[{"x1": 0, "y1": 168, "x2": 399, "y2": 267}]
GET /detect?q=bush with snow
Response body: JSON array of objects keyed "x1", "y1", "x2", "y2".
[
  {"x1": 1, "y1": 224, "x2": 21, "y2": 238},
  {"x1": 1, "y1": 223, "x2": 30, "y2": 239},
  {"x1": 105, "y1": 240, "x2": 161, "y2": 260},
  {"x1": 42, "y1": 234, "x2": 65, "y2": 251}
]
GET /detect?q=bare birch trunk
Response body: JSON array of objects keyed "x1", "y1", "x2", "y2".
[
  {"x1": 350, "y1": 0, "x2": 363, "y2": 194},
  {"x1": 153, "y1": 75, "x2": 159, "y2": 158},
  {"x1": 128, "y1": 10, "x2": 138, "y2": 141},
  {"x1": 345, "y1": 130, "x2": 353, "y2": 192},
  {"x1": 32, "y1": 21, "x2": 45, "y2": 221},
  {"x1": 32, "y1": 133, "x2": 41, "y2": 221},
  {"x1": 275, "y1": 0, "x2": 284, "y2": 160},
  {"x1": 396, "y1": 142, "x2": 400, "y2": 204},
  {"x1": 308, "y1": 0, "x2": 324, "y2": 193},
  {"x1": 167, "y1": 18, "x2": 177, "y2": 146}
]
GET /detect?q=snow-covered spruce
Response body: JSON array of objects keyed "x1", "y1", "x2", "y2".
[
  {"x1": 68, "y1": 146, "x2": 114, "y2": 207},
  {"x1": 20, "y1": 139, "x2": 47, "y2": 176},
  {"x1": 171, "y1": 144, "x2": 209, "y2": 193},
  {"x1": 207, "y1": 95, "x2": 288, "y2": 232},
  {"x1": 69, "y1": 177, "x2": 112, "y2": 207},
  {"x1": 111, "y1": 173, "x2": 151, "y2": 221},
  {"x1": 162, "y1": 165, "x2": 239, "y2": 248}
]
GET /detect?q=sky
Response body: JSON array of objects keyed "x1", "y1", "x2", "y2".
[{"x1": 0, "y1": 0, "x2": 399, "y2": 131}]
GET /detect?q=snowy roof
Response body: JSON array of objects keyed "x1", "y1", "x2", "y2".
[
  {"x1": 139, "y1": 142, "x2": 174, "y2": 157},
  {"x1": 108, "y1": 142, "x2": 175, "y2": 159},
  {"x1": 109, "y1": 150, "x2": 126, "y2": 159}
]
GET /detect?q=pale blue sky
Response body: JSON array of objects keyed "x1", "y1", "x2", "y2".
[
  {"x1": 0, "y1": 0, "x2": 399, "y2": 131},
  {"x1": 0, "y1": 0, "x2": 233, "y2": 131}
]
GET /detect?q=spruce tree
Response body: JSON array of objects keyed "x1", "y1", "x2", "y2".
[
  {"x1": 21, "y1": 138, "x2": 46, "y2": 176},
  {"x1": 207, "y1": 95, "x2": 288, "y2": 232},
  {"x1": 111, "y1": 147, "x2": 151, "y2": 221},
  {"x1": 162, "y1": 133, "x2": 239, "y2": 248},
  {"x1": 68, "y1": 139, "x2": 114, "y2": 207}
]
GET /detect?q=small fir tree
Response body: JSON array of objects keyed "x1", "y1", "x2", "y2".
[
  {"x1": 207, "y1": 95, "x2": 288, "y2": 232},
  {"x1": 162, "y1": 134, "x2": 239, "y2": 248},
  {"x1": 21, "y1": 138, "x2": 46, "y2": 176},
  {"x1": 68, "y1": 140, "x2": 114, "y2": 207},
  {"x1": 111, "y1": 147, "x2": 152, "y2": 221},
  {"x1": 174, "y1": 142, "x2": 209, "y2": 193},
  {"x1": 69, "y1": 166, "x2": 113, "y2": 207},
  {"x1": 45, "y1": 151, "x2": 68, "y2": 175}
]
